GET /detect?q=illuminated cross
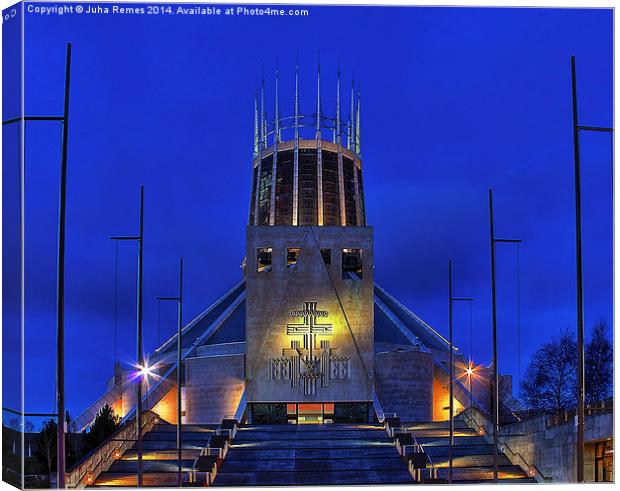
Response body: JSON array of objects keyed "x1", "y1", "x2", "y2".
[
  {"x1": 285, "y1": 301, "x2": 333, "y2": 394},
  {"x1": 286, "y1": 301, "x2": 332, "y2": 354}
]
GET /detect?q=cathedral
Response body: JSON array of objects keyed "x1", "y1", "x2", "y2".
[
  {"x1": 67, "y1": 65, "x2": 533, "y2": 487},
  {"x1": 73, "y1": 64, "x2": 487, "y2": 430}
]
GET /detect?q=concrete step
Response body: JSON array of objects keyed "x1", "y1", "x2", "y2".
[
  {"x1": 220, "y1": 457, "x2": 407, "y2": 472},
  {"x1": 120, "y1": 449, "x2": 201, "y2": 460},
  {"x1": 416, "y1": 435, "x2": 488, "y2": 446},
  {"x1": 234, "y1": 429, "x2": 385, "y2": 440},
  {"x1": 407, "y1": 428, "x2": 478, "y2": 437},
  {"x1": 435, "y1": 465, "x2": 531, "y2": 481},
  {"x1": 107, "y1": 459, "x2": 196, "y2": 473},
  {"x1": 212, "y1": 469, "x2": 414, "y2": 486},
  {"x1": 228, "y1": 438, "x2": 395, "y2": 449},
  {"x1": 452, "y1": 478, "x2": 538, "y2": 484},
  {"x1": 130, "y1": 440, "x2": 211, "y2": 451},
  {"x1": 142, "y1": 432, "x2": 212, "y2": 443},
  {"x1": 241, "y1": 423, "x2": 384, "y2": 431},
  {"x1": 223, "y1": 446, "x2": 402, "y2": 460},
  {"x1": 149, "y1": 423, "x2": 217, "y2": 433},
  {"x1": 93, "y1": 472, "x2": 184, "y2": 487},
  {"x1": 424, "y1": 444, "x2": 495, "y2": 457},
  {"x1": 212, "y1": 423, "x2": 412, "y2": 486},
  {"x1": 404, "y1": 421, "x2": 470, "y2": 431},
  {"x1": 430, "y1": 454, "x2": 512, "y2": 467}
]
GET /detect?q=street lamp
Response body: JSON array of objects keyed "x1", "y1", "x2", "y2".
[
  {"x1": 110, "y1": 185, "x2": 145, "y2": 487},
  {"x1": 488, "y1": 189, "x2": 522, "y2": 483},
  {"x1": 569, "y1": 56, "x2": 613, "y2": 483},
  {"x1": 156, "y1": 257, "x2": 184, "y2": 487},
  {"x1": 447, "y1": 259, "x2": 474, "y2": 485}
]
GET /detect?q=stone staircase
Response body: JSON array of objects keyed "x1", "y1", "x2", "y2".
[
  {"x1": 92, "y1": 421, "x2": 218, "y2": 487},
  {"x1": 212, "y1": 423, "x2": 413, "y2": 486},
  {"x1": 401, "y1": 416, "x2": 537, "y2": 484}
]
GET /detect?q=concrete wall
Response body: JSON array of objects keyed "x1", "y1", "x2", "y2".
[
  {"x1": 375, "y1": 348, "x2": 433, "y2": 421},
  {"x1": 151, "y1": 387, "x2": 178, "y2": 424},
  {"x1": 245, "y1": 225, "x2": 374, "y2": 403},
  {"x1": 462, "y1": 406, "x2": 613, "y2": 482},
  {"x1": 183, "y1": 354, "x2": 245, "y2": 423},
  {"x1": 432, "y1": 375, "x2": 464, "y2": 421}
]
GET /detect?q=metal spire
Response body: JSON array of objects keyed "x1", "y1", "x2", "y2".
[
  {"x1": 348, "y1": 79, "x2": 355, "y2": 150},
  {"x1": 355, "y1": 89, "x2": 361, "y2": 154},
  {"x1": 253, "y1": 89, "x2": 259, "y2": 156},
  {"x1": 335, "y1": 65, "x2": 341, "y2": 144},
  {"x1": 294, "y1": 60, "x2": 300, "y2": 140},
  {"x1": 260, "y1": 72, "x2": 266, "y2": 148},
  {"x1": 316, "y1": 55, "x2": 321, "y2": 136},
  {"x1": 274, "y1": 63, "x2": 280, "y2": 142}
]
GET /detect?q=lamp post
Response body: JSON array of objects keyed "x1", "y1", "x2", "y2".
[
  {"x1": 488, "y1": 189, "x2": 521, "y2": 483},
  {"x1": 447, "y1": 259, "x2": 474, "y2": 484},
  {"x1": 156, "y1": 257, "x2": 184, "y2": 487},
  {"x1": 2, "y1": 44, "x2": 74, "y2": 489},
  {"x1": 569, "y1": 56, "x2": 613, "y2": 482},
  {"x1": 110, "y1": 186, "x2": 145, "y2": 487}
]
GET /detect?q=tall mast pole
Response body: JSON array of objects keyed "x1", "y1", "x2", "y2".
[
  {"x1": 177, "y1": 257, "x2": 184, "y2": 487},
  {"x1": 448, "y1": 260, "x2": 454, "y2": 485},
  {"x1": 56, "y1": 42, "x2": 72, "y2": 490},
  {"x1": 571, "y1": 56, "x2": 585, "y2": 483},
  {"x1": 488, "y1": 189, "x2": 499, "y2": 483},
  {"x1": 568, "y1": 55, "x2": 614, "y2": 482},
  {"x1": 447, "y1": 265, "x2": 474, "y2": 485},
  {"x1": 487, "y1": 190, "x2": 522, "y2": 483},
  {"x1": 136, "y1": 186, "x2": 145, "y2": 487}
]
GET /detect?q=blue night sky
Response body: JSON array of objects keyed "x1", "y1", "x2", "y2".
[{"x1": 2, "y1": 3, "x2": 613, "y2": 419}]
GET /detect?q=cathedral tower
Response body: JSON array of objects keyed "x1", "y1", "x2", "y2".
[{"x1": 245, "y1": 63, "x2": 374, "y2": 424}]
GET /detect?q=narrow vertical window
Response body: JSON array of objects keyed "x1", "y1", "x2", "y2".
[
  {"x1": 342, "y1": 248, "x2": 362, "y2": 279},
  {"x1": 320, "y1": 248, "x2": 332, "y2": 265},
  {"x1": 287, "y1": 248, "x2": 301, "y2": 269},
  {"x1": 257, "y1": 248, "x2": 272, "y2": 273}
]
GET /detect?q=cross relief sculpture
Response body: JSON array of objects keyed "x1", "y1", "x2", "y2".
[{"x1": 269, "y1": 301, "x2": 351, "y2": 395}]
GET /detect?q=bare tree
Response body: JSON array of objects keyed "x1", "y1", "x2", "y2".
[
  {"x1": 585, "y1": 319, "x2": 613, "y2": 405},
  {"x1": 520, "y1": 328, "x2": 577, "y2": 412},
  {"x1": 34, "y1": 419, "x2": 57, "y2": 482}
]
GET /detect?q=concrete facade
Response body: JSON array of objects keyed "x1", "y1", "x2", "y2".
[
  {"x1": 183, "y1": 354, "x2": 245, "y2": 423},
  {"x1": 245, "y1": 225, "x2": 374, "y2": 404},
  {"x1": 462, "y1": 406, "x2": 613, "y2": 482},
  {"x1": 374, "y1": 347, "x2": 433, "y2": 421}
]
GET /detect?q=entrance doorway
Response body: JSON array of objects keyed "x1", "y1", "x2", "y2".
[
  {"x1": 288, "y1": 403, "x2": 334, "y2": 424},
  {"x1": 249, "y1": 402, "x2": 370, "y2": 424}
]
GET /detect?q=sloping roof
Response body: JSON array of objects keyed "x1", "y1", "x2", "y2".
[{"x1": 154, "y1": 279, "x2": 452, "y2": 355}]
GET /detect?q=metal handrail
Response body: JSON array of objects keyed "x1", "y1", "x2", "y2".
[
  {"x1": 461, "y1": 407, "x2": 551, "y2": 483},
  {"x1": 411, "y1": 431, "x2": 435, "y2": 470},
  {"x1": 498, "y1": 439, "x2": 552, "y2": 482}
]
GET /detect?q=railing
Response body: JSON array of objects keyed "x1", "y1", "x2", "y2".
[
  {"x1": 65, "y1": 410, "x2": 159, "y2": 488},
  {"x1": 405, "y1": 431, "x2": 438, "y2": 483},
  {"x1": 461, "y1": 407, "x2": 551, "y2": 483},
  {"x1": 546, "y1": 399, "x2": 613, "y2": 428}
]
